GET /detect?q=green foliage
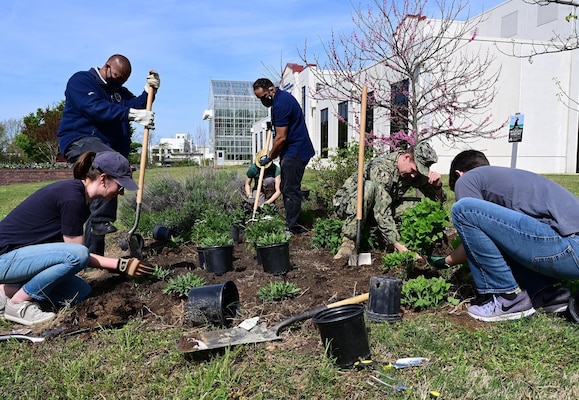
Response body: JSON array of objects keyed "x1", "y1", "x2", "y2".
[
  {"x1": 151, "y1": 265, "x2": 170, "y2": 280},
  {"x1": 257, "y1": 281, "x2": 302, "y2": 301},
  {"x1": 382, "y1": 251, "x2": 417, "y2": 272},
  {"x1": 400, "y1": 197, "x2": 450, "y2": 254},
  {"x1": 309, "y1": 143, "x2": 374, "y2": 210},
  {"x1": 401, "y1": 275, "x2": 458, "y2": 310},
  {"x1": 17, "y1": 101, "x2": 64, "y2": 163},
  {"x1": 311, "y1": 218, "x2": 344, "y2": 254},
  {"x1": 244, "y1": 215, "x2": 287, "y2": 248},
  {"x1": 119, "y1": 169, "x2": 246, "y2": 237},
  {"x1": 200, "y1": 232, "x2": 233, "y2": 247},
  {"x1": 255, "y1": 232, "x2": 289, "y2": 246},
  {"x1": 162, "y1": 273, "x2": 207, "y2": 297}
]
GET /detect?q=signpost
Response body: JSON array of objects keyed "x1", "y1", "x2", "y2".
[{"x1": 509, "y1": 113, "x2": 524, "y2": 168}]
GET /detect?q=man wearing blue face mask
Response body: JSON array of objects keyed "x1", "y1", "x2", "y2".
[
  {"x1": 57, "y1": 54, "x2": 160, "y2": 255},
  {"x1": 253, "y1": 78, "x2": 315, "y2": 235}
]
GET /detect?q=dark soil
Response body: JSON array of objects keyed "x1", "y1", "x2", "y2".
[{"x1": 23, "y1": 225, "x2": 482, "y2": 355}]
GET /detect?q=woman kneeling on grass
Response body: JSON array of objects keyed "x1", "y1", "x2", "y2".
[{"x1": 0, "y1": 151, "x2": 154, "y2": 326}]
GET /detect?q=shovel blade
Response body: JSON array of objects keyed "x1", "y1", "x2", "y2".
[{"x1": 176, "y1": 323, "x2": 281, "y2": 353}]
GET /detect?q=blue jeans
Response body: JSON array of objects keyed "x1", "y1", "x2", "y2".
[
  {"x1": 280, "y1": 157, "x2": 308, "y2": 229},
  {"x1": 0, "y1": 243, "x2": 92, "y2": 307},
  {"x1": 452, "y1": 198, "x2": 579, "y2": 295}
]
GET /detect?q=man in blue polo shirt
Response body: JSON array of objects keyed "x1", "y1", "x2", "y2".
[{"x1": 253, "y1": 78, "x2": 315, "y2": 234}]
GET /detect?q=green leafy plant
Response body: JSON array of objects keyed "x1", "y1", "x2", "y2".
[
  {"x1": 200, "y1": 232, "x2": 233, "y2": 247},
  {"x1": 401, "y1": 275, "x2": 458, "y2": 310},
  {"x1": 257, "y1": 281, "x2": 302, "y2": 301},
  {"x1": 244, "y1": 215, "x2": 287, "y2": 248},
  {"x1": 255, "y1": 232, "x2": 289, "y2": 247},
  {"x1": 400, "y1": 197, "x2": 450, "y2": 255},
  {"x1": 382, "y1": 251, "x2": 417, "y2": 272},
  {"x1": 162, "y1": 273, "x2": 207, "y2": 297},
  {"x1": 309, "y1": 143, "x2": 374, "y2": 210},
  {"x1": 151, "y1": 265, "x2": 171, "y2": 280},
  {"x1": 311, "y1": 218, "x2": 344, "y2": 254}
]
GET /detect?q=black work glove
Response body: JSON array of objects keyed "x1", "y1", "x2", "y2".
[{"x1": 259, "y1": 155, "x2": 272, "y2": 166}]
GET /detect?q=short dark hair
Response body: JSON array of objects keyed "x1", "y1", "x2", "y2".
[
  {"x1": 253, "y1": 78, "x2": 274, "y2": 91},
  {"x1": 449, "y1": 150, "x2": 490, "y2": 191}
]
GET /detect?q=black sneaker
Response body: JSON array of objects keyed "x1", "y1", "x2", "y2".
[
  {"x1": 532, "y1": 285, "x2": 571, "y2": 313},
  {"x1": 91, "y1": 222, "x2": 118, "y2": 236},
  {"x1": 289, "y1": 224, "x2": 308, "y2": 235}
]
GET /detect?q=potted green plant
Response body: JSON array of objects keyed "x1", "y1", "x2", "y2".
[
  {"x1": 255, "y1": 229, "x2": 292, "y2": 276},
  {"x1": 191, "y1": 209, "x2": 235, "y2": 275}
]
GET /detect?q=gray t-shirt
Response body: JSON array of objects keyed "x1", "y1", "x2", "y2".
[{"x1": 454, "y1": 165, "x2": 579, "y2": 236}]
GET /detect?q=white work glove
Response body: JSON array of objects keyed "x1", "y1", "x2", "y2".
[
  {"x1": 145, "y1": 69, "x2": 160, "y2": 91},
  {"x1": 128, "y1": 108, "x2": 155, "y2": 129}
]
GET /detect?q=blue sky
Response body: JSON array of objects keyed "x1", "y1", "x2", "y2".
[{"x1": 0, "y1": 0, "x2": 504, "y2": 145}]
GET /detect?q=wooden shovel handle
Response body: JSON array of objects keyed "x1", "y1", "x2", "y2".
[
  {"x1": 355, "y1": 86, "x2": 368, "y2": 221},
  {"x1": 272, "y1": 293, "x2": 369, "y2": 335}
]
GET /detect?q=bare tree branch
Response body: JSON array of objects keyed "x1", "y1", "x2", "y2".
[{"x1": 300, "y1": 0, "x2": 504, "y2": 149}]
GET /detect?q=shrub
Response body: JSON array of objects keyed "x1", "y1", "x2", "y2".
[
  {"x1": 309, "y1": 143, "x2": 374, "y2": 210},
  {"x1": 257, "y1": 281, "x2": 302, "y2": 301},
  {"x1": 311, "y1": 218, "x2": 344, "y2": 254},
  {"x1": 118, "y1": 169, "x2": 246, "y2": 237},
  {"x1": 382, "y1": 251, "x2": 417, "y2": 272},
  {"x1": 255, "y1": 232, "x2": 289, "y2": 247},
  {"x1": 162, "y1": 273, "x2": 207, "y2": 297},
  {"x1": 400, "y1": 197, "x2": 450, "y2": 255},
  {"x1": 244, "y1": 215, "x2": 287, "y2": 248},
  {"x1": 401, "y1": 275, "x2": 458, "y2": 310}
]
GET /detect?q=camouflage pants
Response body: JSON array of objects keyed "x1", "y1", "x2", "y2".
[{"x1": 334, "y1": 180, "x2": 422, "y2": 245}]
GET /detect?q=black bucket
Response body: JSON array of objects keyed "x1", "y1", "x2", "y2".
[
  {"x1": 256, "y1": 242, "x2": 291, "y2": 275},
  {"x1": 569, "y1": 291, "x2": 579, "y2": 323},
  {"x1": 366, "y1": 276, "x2": 402, "y2": 323},
  {"x1": 152, "y1": 225, "x2": 172, "y2": 241},
  {"x1": 203, "y1": 245, "x2": 234, "y2": 276},
  {"x1": 185, "y1": 281, "x2": 240, "y2": 327},
  {"x1": 197, "y1": 247, "x2": 206, "y2": 269},
  {"x1": 313, "y1": 304, "x2": 371, "y2": 368}
]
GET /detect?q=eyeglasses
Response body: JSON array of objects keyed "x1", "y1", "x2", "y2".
[{"x1": 109, "y1": 177, "x2": 124, "y2": 194}]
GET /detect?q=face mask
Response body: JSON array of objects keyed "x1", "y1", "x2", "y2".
[
  {"x1": 106, "y1": 77, "x2": 123, "y2": 91},
  {"x1": 260, "y1": 95, "x2": 273, "y2": 108}
]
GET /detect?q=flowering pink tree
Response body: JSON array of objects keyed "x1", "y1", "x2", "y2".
[{"x1": 301, "y1": 0, "x2": 504, "y2": 150}]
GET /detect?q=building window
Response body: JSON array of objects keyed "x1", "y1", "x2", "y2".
[
  {"x1": 338, "y1": 101, "x2": 348, "y2": 149},
  {"x1": 390, "y1": 79, "x2": 409, "y2": 136},
  {"x1": 366, "y1": 91, "x2": 375, "y2": 135},
  {"x1": 302, "y1": 86, "x2": 306, "y2": 116},
  {"x1": 320, "y1": 108, "x2": 329, "y2": 158}
]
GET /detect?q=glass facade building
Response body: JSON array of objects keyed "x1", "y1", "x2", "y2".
[{"x1": 208, "y1": 80, "x2": 269, "y2": 163}]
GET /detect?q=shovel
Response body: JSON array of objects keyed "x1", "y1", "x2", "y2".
[
  {"x1": 120, "y1": 86, "x2": 155, "y2": 258},
  {"x1": 249, "y1": 121, "x2": 273, "y2": 222},
  {"x1": 176, "y1": 292, "x2": 369, "y2": 353},
  {"x1": 349, "y1": 86, "x2": 371, "y2": 266}
]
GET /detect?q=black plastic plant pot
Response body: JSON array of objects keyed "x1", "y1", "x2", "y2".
[
  {"x1": 256, "y1": 242, "x2": 291, "y2": 275},
  {"x1": 197, "y1": 247, "x2": 206, "y2": 269},
  {"x1": 152, "y1": 225, "x2": 172, "y2": 241},
  {"x1": 366, "y1": 276, "x2": 402, "y2": 323},
  {"x1": 312, "y1": 304, "x2": 371, "y2": 368},
  {"x1": 230, "y1": 225, "x2": 245, "y2": 245},
  {"x1": 568, "y1": 291, "x2": 579, "y2": 323},
  {"x1": 203, "y1": 245, "x2": 234, "y2": 276},
  {"x1": 185, "y1": 281, "x2": 240, "y2": 327}
]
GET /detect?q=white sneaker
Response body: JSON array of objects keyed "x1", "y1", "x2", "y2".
[
  {"x1": 5, "y1": 301, "x2": 56, "y2": 326},
  {"x1": 0, "y1": 288, "x2": 7, "y2": 318}
]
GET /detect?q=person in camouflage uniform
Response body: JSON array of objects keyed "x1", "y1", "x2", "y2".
[{"x1": 333, "y1": 141, "x2": 446, "y2": 259}]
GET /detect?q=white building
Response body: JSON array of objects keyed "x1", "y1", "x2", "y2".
[
  {"x1": 149, "y1": 133, "x2": 210, "y2": 166},
  {"x1": 253, "y1": 1, "x2": 579, "y2": 174}
]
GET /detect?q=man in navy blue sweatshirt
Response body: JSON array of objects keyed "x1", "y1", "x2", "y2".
[{"x1": 57, "y1": 54, "x2": 160, "y2": 255}]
